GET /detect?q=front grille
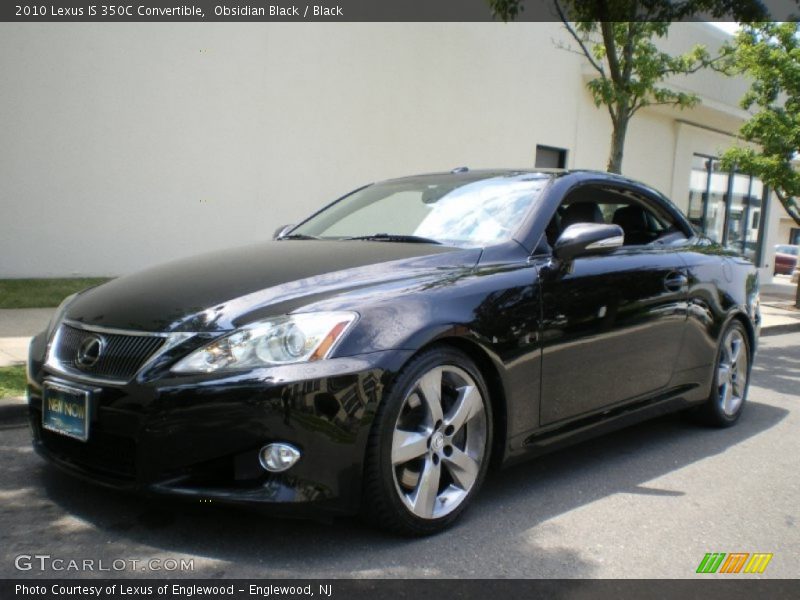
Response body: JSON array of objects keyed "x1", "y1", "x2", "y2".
[
  {"x1": 52, "y1": 324, "x2": 166, "y2": 382},
  {"x1": 38, "y1": 422, "x2": 137, "y2": 480}
]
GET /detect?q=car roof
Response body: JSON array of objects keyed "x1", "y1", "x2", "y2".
[{"x1": 379, "y1": 168, "x2": 646, "y2": 188}]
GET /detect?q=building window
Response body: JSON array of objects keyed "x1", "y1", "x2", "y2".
[
  {"x1": 688, "y1": 153, "x2": 765, "y2": 262},
  {"x1": 535, "y1": 145, "x2": 567, "y2": 169}
]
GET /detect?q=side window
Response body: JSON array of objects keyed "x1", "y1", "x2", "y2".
[
  {"x1": 604, "y1": 202, "x2": 657, "y2": 245},
  {"x1": 545, "y1": 185, "x2": 688, "y2": 248},
  {"x1": 597, "y1": 191, "x2": 687, "y2": 247}
]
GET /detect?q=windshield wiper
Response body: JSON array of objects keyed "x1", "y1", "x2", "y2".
[
  {"x1": 277, "y1": 233, "x2": 322, "y2": 240},
  {"x1": 342, "y1": 233, "x2": 442, "y2": 245}
]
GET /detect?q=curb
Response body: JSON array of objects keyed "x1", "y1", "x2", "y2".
[
  {"x1": 0, "y1": 397, "x2": 28, "y2": 426},
  {"x1": 760, "y1": 322, "x2": 800, "y2": 337},
  {"x1": 0, "y1": 360, "x2": 26, "y2": 368}
]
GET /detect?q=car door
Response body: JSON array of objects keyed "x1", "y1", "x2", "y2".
[{"x1": 538, "y1": 188, "x2": 689, "y2": 425}]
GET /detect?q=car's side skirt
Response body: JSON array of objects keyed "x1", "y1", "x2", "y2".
[{"x1": 502, "y1": 384, "x2": 702, "y2": 467}]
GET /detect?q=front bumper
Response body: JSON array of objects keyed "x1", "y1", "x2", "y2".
[{"x1": 28, "y1": 331, "x2": 411, "y2": 516}]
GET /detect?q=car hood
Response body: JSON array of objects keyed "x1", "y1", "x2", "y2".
[{"x1": 65, "y1": 240, "x2": 481, "y2": 333}]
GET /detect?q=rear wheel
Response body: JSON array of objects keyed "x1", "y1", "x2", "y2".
[
  {"x1": 362, "y1": 347, "x2": 493, "y2": 535},
  {"x1": 692, "y1": 320, "x2": 751, "y2": 427}
]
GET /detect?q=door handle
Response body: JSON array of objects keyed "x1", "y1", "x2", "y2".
[{"x1": 664, "y1": 272, "x2": 688, "y2": 292}]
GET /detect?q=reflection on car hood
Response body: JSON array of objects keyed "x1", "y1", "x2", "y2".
[{"x1": 65, "y1": 240, "x2": 481, "y2": 332}]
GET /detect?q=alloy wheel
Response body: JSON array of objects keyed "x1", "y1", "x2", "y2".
[
  {"x1": 717, "y1": 328, "x2": 749, "y2": 416},
  {"x1": 390, "y1": 365, "x2": 488, "y2": 520}
]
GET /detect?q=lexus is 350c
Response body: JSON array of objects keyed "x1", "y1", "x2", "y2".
[{"x1": 28, "y1": 169, "x2": 760, "y2": 535}]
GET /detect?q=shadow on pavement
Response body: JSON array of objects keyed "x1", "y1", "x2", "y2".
[{"x1": 750, "y1": 337, "x2": 800, "y2": 396}]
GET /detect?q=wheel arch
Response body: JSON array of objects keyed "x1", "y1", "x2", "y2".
[{"x1": 726, "y1": 310, "x2": 757, "y2": 364}]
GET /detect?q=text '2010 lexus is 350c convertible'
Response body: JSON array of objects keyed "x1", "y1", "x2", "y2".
[{"x1": 27, "y1": 169, "x2": 760, "y2": 535}]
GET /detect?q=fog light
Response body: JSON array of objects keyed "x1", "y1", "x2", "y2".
[{"x1": 258, "y1": 443, "x2": 301, "y2": 473}]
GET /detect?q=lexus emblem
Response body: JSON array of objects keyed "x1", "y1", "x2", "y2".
[{"x1": 76, "y1": 335, "x2": 104, "y2": 368}]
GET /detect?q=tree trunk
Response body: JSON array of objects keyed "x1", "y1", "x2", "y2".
[
  {"x1": 773, "y1": 191, "x2": 800, "y2": 308},
  {"x1": 796, "y1": 279, "x2": 800, "y2": 309},
  {"x1": 606, "y1": 113, "x2": 629, "y2": 174}
]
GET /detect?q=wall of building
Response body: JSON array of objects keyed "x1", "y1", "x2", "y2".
[
  {"x1": 778, "y1": 217, "x2": 794, "y2": 246},
  {"x1": 0, "y1": 22, "x2": 757, "y2": 277}
]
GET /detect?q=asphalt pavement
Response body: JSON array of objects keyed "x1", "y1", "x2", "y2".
[{"x1": 1, "y1": 331, "x2": 797, "y2": 579}]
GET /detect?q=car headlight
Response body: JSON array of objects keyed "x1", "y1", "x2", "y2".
[
  {"x1": 171, "y1": 311, "x2": 358, "y2": 374},
  {"x1": 47, "y1": 293, "x2": 78, "y2": 339}
]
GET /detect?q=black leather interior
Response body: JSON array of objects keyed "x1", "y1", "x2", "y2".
[
  {"x1": 612, "y1": 205, "x2": 654, "y2": 245},
  {"x1": 560, "y1": 202, "x2": 604, "y2": 229}
]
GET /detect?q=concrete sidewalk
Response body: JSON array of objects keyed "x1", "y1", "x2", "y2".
[
  {"x1": 760, "y1": 301, "x2": 800, "y2": 336},
  {"x1": 0, "y1": 308, "x2": 52, "y2": 367}
]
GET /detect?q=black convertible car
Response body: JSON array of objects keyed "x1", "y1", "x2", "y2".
[{"x1": 27, "y1": 169, "x2": 760, "y2": 535}]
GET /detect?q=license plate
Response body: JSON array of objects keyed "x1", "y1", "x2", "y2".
[{"x1": 42, "y1": 382, "x2": 91, "y2": 442}]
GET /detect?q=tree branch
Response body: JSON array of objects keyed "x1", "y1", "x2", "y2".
[
  {"x1": 660, "y1": 54, "x2": 726, "y2": 78},
  {"x1": 621, "y1": 23, "x2": 636, "y2": 84},
  {"x1": 629, "y1": 93, "x2": 644, "y2": 116},
  {"x1": 554, "y1": 0, "x2": 605, "y2": 77},
  {"x1": 553, "y1": 39, "x2": 602, "y2": 62},
  {"x1": 607, "y1": 102, "x2": 618, "y2": 127},
  {"x1": 600, "y1": 22, "x2": 623, "y2": 84},
  {"x1": 629, "y1": 98, "x2": 695, "y2": 117},
  {"x1": 775, "y1": 189, "x2": 800, "y2": 227}
]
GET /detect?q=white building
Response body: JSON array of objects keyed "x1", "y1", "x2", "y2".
[{"x1": 0, "y1": 22, "x2": 794, "y2": 280}]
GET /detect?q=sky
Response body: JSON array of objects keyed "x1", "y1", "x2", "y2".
[{"x1": 709, "y1": 22, "x2": 739, "y2": 35}]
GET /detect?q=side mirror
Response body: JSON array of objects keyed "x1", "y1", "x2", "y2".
[
  {"x1": 273, "y1": 224, "x2": 295, "y2": 240},
  {"x1": 553, "y1": 223, "x2": 624, "y2": 261}
]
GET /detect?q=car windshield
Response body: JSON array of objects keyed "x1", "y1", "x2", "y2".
[
  {"x1": 290, "y1": 173, "x2": 549, "y2": 247},
  {"x1": 776, "y1": 245, "x2": 799, "y2": 256}
]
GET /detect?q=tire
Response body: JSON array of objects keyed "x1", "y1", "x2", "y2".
[
  {"x1": 691, "y1": 320, "x2": 751, "y2": 427},
  {"x1": 362, "y1": 346, "x2": 493, "y2": 536}
]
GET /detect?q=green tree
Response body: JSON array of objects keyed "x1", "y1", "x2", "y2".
[
  {"x1": 487, "y1": 0, "x2": 764, "y2": 174},
  {"x1": 721, "y1": 22, "x2": 800, "y2": 306}
]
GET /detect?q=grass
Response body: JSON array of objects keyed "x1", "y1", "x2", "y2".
[
  {"x1": 0, "y1": 365, "x2": 26, "y2": 399},
  {"x1": 0, "y1": 278, "x2": 112, "y2": 309}
]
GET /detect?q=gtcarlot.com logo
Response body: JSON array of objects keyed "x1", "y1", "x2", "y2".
[
  {"x1": 696, "y1": 552, "x2": 773, "y2": 574},
  {"x1": 14, "y1": 554, "x2": 194, "y2": 572}
]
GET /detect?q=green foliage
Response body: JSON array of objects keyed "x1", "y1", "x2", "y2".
[
  {"x1": 486, "y1": 0, "x2": 765, "y2": 173},
  {"x1": 549, "y1": 13, "x2": 718, "y2": 172},
  {"x1": 0, "y1": 366, "x2": 26, "y2": 399},
  {"x1": 0, "y1": 278, "x2": 112, "y2": 309},
  {"x1": 578, "y1": 21, "x2": 708, "y2": 116},
  {"x1": 487, "y1": 0, "x2": 767, "y2": 24},
  {"x1": 720, "y1": 22, "x2": 800, "y2": 226}
]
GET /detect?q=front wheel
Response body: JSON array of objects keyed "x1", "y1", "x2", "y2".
[
  {"x1": 691, "y1": 320, "x2": 751, "y2": 427},
  {"x1": 362, "y1": 347, "x2": 493, "y2": 536}
]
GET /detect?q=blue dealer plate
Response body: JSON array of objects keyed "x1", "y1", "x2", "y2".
[{"x1": 42, "y1": 382, "x2": 90, "y2": 442}]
